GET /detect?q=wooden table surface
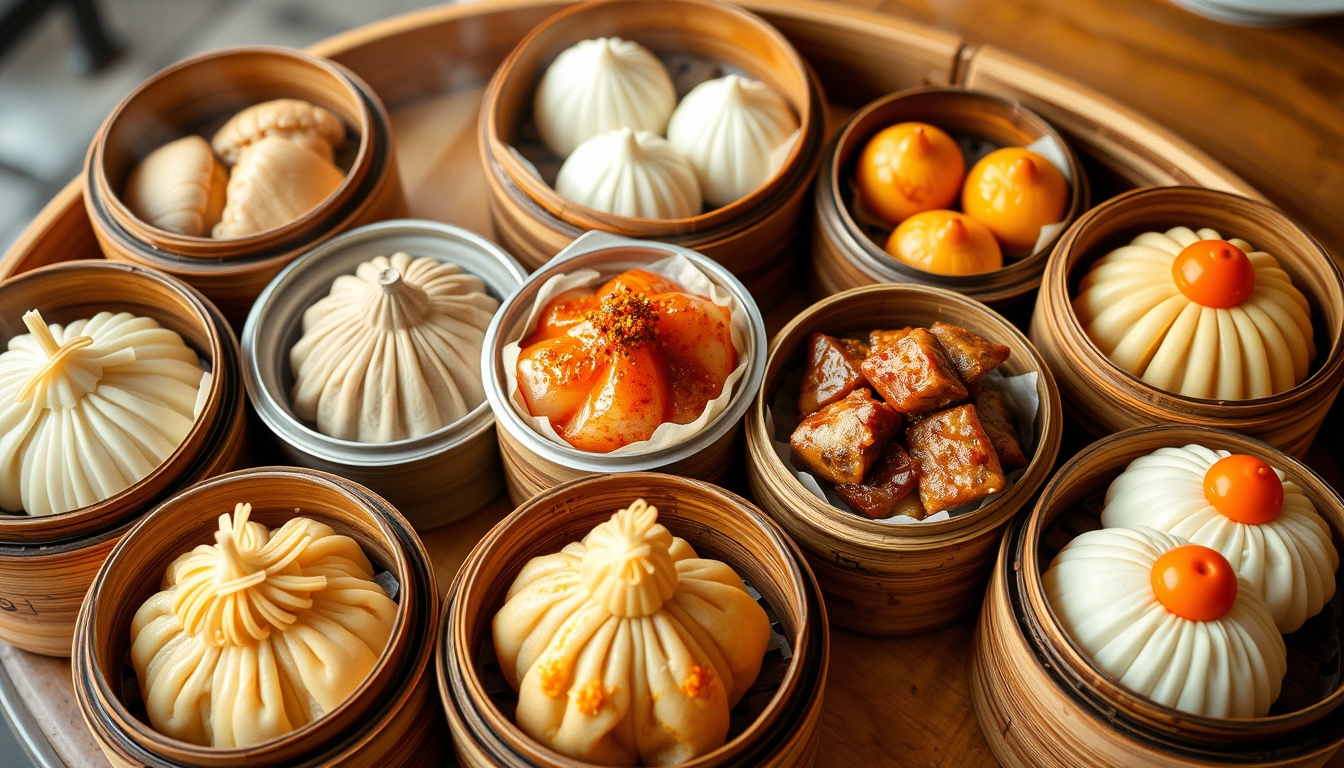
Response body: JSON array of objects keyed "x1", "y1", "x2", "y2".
[{"x1": 3, "y1": 1, "x2": 1344, "y2": 767}]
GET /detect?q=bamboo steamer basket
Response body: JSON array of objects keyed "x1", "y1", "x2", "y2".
[
  {"x1": 812, "y1": 87, "x2": 1089, "y2": 319},
  {"x1": 83, "y1": 46, "x2": 407, "y2": 325},
  {"x1": 242, "y1": 219, "x2": 526, "y2": 531},
  {"x1": 479, "y1": 0, "x2": 827, "y2": 301},
  {"x1": 0, "y1": 260, "x2": 246, "y2": 657},
  {"x1": 745, "y1": 283, "x2": 1063, "y2": 636},
  {"x1": 71, "y1": 467, "x2": 447, "y2": 767},
  {"x1": 971, "y1": 425, "x2": 1344, "y2": 768},
  {"x1": 437, "y1": 471, "x2": 829, "y2": 768},
  {"x1": 1029, "y1": 186, "x2": 1344, "y2": 457},
  {"x1": 482, "y1": 230, "x2": 768, "y2": 505}
]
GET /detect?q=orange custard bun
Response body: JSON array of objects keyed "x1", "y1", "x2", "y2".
[
  {"x1": 855, "y1": 122, "x2": 964, "y2": 226},
  {"x1": 887, "y1": 210, "x2": 1003, "y2": 276},
  {"x1": 963, "y1": 147, "x2": 1068, "y2": 254},
  {"x1": 485, "y1": 232, "x2": 767, "y2": 501}
]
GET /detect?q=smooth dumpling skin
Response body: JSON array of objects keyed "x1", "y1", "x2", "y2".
[
  {"x1": 0, "y1": 311, "x2": 205, "y2": 516},
  {"x1": 123, "y1": 135, "x2": 228, "y2": 236},
  {"x1": 534, "y1": 37, "x2": 676, "y2": 158},
  {"x1": 290, "y1": 252, "x2": 499, "y2": 442},
  {"x1": 1100, "y1": 444, "x2": 1338, "y2": 633},
  {"x1": 211, "y1": 98, "x2": 346, "y2": 165},
  {"x1": 1073, "y1": 226, "x2": 1314, "y2": 400},
  {"x1": 556, "y1": 128, "x2": 702, "y2": 219},
  {"x1": 1044, "y1": 526, "x2": 1286, "y2": 718},
  {"x1": 666, "y1": 75, "x2": 798, "y2": 208},
  {"x1": 212, "y1": 136, "x2": 346, "y2": 238}
]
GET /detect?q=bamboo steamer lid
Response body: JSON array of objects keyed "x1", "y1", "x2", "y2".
[
  {"x1": 83, "y1": 46, "x2": 407, "y2": 325},
  {"x1": 437, "y1": 472, "x2": 829, "y2": 767},
  {"x1": 71, "y1": 467, "x2": 448, "y2": 767},
  {"x1": 745, "y1": 283, "x2": 1062, "y2": 636},
  {"x1": 971, "y1": 425, "x2": 1344, "y2": 767},
  {"x1": 0, "y1": 260, "x2": 246, "y2": 656},
  {"x1": 1029, "y1": 186, "x2": 1344, "y2": 456}
]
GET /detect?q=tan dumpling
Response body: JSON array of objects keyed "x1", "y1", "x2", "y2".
[
  {"x1": 123, "y1": 135, "x2": 227, "y2": 236},
  {"x1": 211, "y1": 98, "x2": 346, "y2": 165},
  {"x1": 212, "y1": 137, "x2": 345, "y2": 239}
]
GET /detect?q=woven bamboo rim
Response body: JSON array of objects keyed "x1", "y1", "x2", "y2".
[{"x1": 1029, "y1": 186, "x2": 1344, "y2": 456}]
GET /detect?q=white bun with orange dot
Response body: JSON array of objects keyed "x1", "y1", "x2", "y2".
[
  {"x1": 1073, "y1": 227, "x2": 1314, "y2": 400},
  {"x1": 1099, "y1": 444, "x2": 1337, "y2": 633},
  {"x1": 1044, "y1": 525, "x2": 1286, "y2": 718}
]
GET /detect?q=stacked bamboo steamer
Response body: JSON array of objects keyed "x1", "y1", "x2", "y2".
[
  {"x1": 745, "y1": 283, "x2": 1062, "y2": 636},
  {"x1": 1030, "y1": 186, "x2": 1344, "y2": 456},
  {"x1": 0, "y1": 261, "x2": 245, "y2": 657},
  {"x1": 83, "y1": 46, "x2": 406, "y2": 325},
  {"x1": 478, "y1": 0, "x2": 827, "y2": 301},
  {"x1": 812, "y1": 87, "x2": 1089, "y2": 318},
  {"x1": 482, "y1": 231, "x2": 767, "y2": 504},
  {"x1": 971, "y1": 425, "x2": 1344, "y2": 768},
  {"x1": 72, "y1": 467, "x2": 448, "y2": 767},
  {"x1": 438, "y1": 472, "x2": 829, "y2": 767}
]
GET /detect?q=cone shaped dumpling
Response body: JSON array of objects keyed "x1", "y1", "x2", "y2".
[
  {"x1": 211, "y1": 98, "x2": 346, "y2": 165},
  {"x1": 123, "y1": 135, "x2": 228, "y2": 236},
  {"x1": 886, "y1": 209, "x2": 1002, "y2": 275},
  {"x1": 289, "y1": 252, "x2": 500, "y2": 443},
  {"x1": 556, "y1": 128, "x2": 702, "y2": 219},
  {"x1": 212, "y1": 137, "x2": 345, "y2": 239}
]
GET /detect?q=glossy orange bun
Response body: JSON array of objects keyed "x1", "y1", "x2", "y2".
[
  {"x1": 1173, "y1": 239, "x2": 1256, "y2": 309},
  {"x1": 961, "y1": 147, "x2": 1068, "y2": 253},
  {"x1": 1204, "y1": 454, "x2": 1283, "y2": 524},
  {"x1": 856, "y1": 122, "x2": 964, "y2": 226},
  {"x1": 1150, "y1": 544, "x2": 1238, "y2": 622},
  {"x1": 885, "y1": 210, "x2": 1002, "y2": 276}
]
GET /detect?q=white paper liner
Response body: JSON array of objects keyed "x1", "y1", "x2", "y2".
[
  {"x1": 769, "y1": 364, "x2": 1040, "y2": 525},
  {"x1": 503, "y1": 253, "x2": 751, "y2": 455}
]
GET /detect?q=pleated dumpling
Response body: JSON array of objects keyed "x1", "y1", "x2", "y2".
[
  {"x1": 533, "y1": 36, "x2": 676, "y2": 158},
  {"x1": 212, "y1": 136, "x2": 345, "y2": 239},
  {"x1": 1073, "y1": 226, "x2": 1314, "y2": 400},
  {"x1": 666, "y1": 75, "x2": 798, "y2": 208},
  {"x1": 0, "y1": 310, "x2": 206, "y2": 516},
  {"x1": 123, "y1": 135, "x2": 228, "y2": 236},
  {"x1": 492, "y1": 499, "x2": 772, "y2": 766},
  {"x1": 1099, "y1": 444, "x2": 1337, "y2": 633},
  {"x1": 290, "y1": 252, "x2": 499, "y2": 443},
  {"x1": 1044, "y1": 525, "x2": 1286, "y2": 718},
  {"x1": 130, "y1": 503, "x2": 397, "y2": 747},
  {"x1": 556, "y1": 128, "x2": 702, "y2": 219},
  {"x1": 211, "y1": 98, "x2": 346, "y2": 165}
]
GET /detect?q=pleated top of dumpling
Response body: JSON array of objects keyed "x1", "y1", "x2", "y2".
[
  {"x1": 0, "y1": 310, "x2": 206, "y2": 516},
  {"x1": 290, "y1": 252, "x2": 500, "y2": 443},
  {"x1": 556, "y1": 128, "x2": 702, "y2": 219},
  {"x1": 533, "y1": 36, "x2": 676, "y2": 158},
  {"x1": 211, "y1": 98, "x2": 346, "y2": 165},
  {"x1": 130, "y1": 502, "x2": 398, "y2": 747},
  {"x1": 1073, "y1": 227, "x2": 1314, "y2": 400},
  {"x1": 667, "y1": 75, "x2": 799, "y2": 208},
  {"x1": 123, "y1": 135, "x2": 228, "y2": 236},
  {"x1": 492, "y1": 499, "x2": 772, "y2": 766},
  {"x1": 1044, "y1": 526, "x2": 1286, "y2": 718},
  {"x1": 1099, "y1": 444, "x2": 1338, "y2": 633},
  {"x1": 212, "y1": 136, "x2": 345, "y2": 239}
]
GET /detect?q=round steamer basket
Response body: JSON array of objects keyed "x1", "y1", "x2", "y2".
[
  {"x1": 72, "y1": 467, "x2": 447, "y2": 767},
  {"x1": 812, "y1": 87, "x2": 1089, "y2": 319},
  {"x1": 479, "y1": 0, "x2": 826, "y2": 302},
  {"x1": 437, "y1": 472, "x2": 829, "y2": 768},
  {"x1": 745, "y1": 283, "x2": 1063, "y2": 636},
  {"x1": 971, "y1": 425, "x2": 1344, "y2": 768},
  {"x1": 1030, "y1": 186, "x2": 1344, "y2": 456},
  {"x1": 0, "y1": 260, "x2": 245, "y2": 656},
  {"x1": 84, "y1": 46, "x2": 407, "y2": 325},
  {"x1": 243, "y1": 220, "x2": 527, "y2": 530},
  {"x1": 482, "y1": 230, "x2": 768, "y2": 505}
]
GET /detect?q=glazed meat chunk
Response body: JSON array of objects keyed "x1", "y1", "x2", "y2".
[
  {"x1": 790, "y1": 388, "x2": 901, "y2": 485},
  {"x1": 974, "y1": 388, "x2": 1028, "y2": 469},
  {"x1": 868, "y1": 327, "x2": 912, "y2": 353},
  {"x1": 907, "y1": 404, "x2": 1006, "y2": 515},
  {"x1": 928, "y1": 322, "x2": 1010, "y2": 385},
  {"x1": 836, "y1": 442, "x2": 921, "y2": 519},
  {"x1": 797, "y1": 333, "x2": 870, "y2": 416},
  {"x1": 860, "y1": 328, "x2": 967, "y2": 415}
]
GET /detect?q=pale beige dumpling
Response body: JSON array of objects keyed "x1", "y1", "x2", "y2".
[
  {"x1": 130, "y1": 503, "x2": 397, "y2": 747},
  {"x1": 493, "y1": 499, "x2": 772, "y2": 766},
  {"x1": 290, "y1": 252, "x2": 499, "y2": 442},
  {"x1": 212, "y1": 136, "x2": 345, "y2": 238},
  {"x1": 123, "y1": 135, "x2": 227, "y2": 236},
  {"x1": 211, "y1": 98, "x2": 346, "y2": 165}
]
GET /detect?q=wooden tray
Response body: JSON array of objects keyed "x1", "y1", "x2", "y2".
[{"x1": 1, "y1": 1, "x2": 1341, "y2": 766}]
